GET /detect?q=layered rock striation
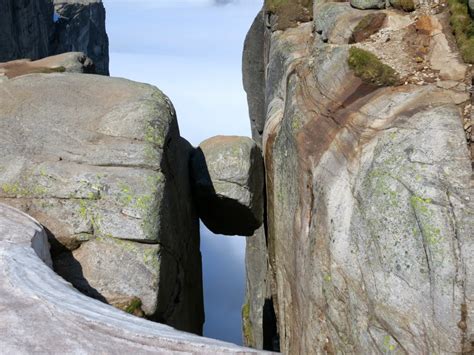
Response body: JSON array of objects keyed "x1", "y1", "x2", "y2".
[
  {"x1": 243, "y1": 0, "x2": 473, "y2": 353},
  {"x1": 0, "y1": 203, "x2": 265, "y2": 354}
]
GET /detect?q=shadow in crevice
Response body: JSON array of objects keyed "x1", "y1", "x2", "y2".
[
  {"x1": 263, "y1": 297, "x2": 280, "y2": 352},
  {"x1": 45, "y1": 227, "x2": 107, "y2": 303},
  {"x1": 190, "y1": 147, "x2": 260, "y2": 237}
]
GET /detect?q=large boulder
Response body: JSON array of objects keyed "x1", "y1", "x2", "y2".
[
  {"x1": 0, "y1": 52, "x2": 94, "y2": 79},
  {"x1": 52, "y1": 0, "x2": 109, "y2": 75},
  {"x1": 0, "y1": 203, "x2": 265, "y2": 354},
  {"x1": 243, "y1": 5, "x2": 473, "y2": 354},
  {"x1": 0, "y1": 0, "x2": 53, "y2": 62},
  {"x1": 191, "y1": 136, "x2": 264, "y2": 236},
  {"x1": 0, "y1": 73, "x2": 203, "y2": 334}
]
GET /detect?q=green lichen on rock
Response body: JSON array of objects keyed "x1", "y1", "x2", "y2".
[
  {"x1": 348, "y1": 47, "x2": 400, "y2": 86},
  {"x1": 390, "y1": 0, "x2": 416, "y2": 12},
  {"x1": 410, "y1": 195, "x2": 443, "y2": 248},
  {"x1": 1, "y1": 182, "x2": 48, "y2": 198},
  {"x1": 265, "y1": 0, "x2": 313, "y2": 30},
  {"x1": 242, "y1": 302, "x2": 254, "y2": 346},
  {"x1": 448, "y1": 0, "x2": 474, "y2": 63}
]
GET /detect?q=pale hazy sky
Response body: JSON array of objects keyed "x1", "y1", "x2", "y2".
[{"x1": 104, "y1": 0, "x2": 262, "y2": 345}]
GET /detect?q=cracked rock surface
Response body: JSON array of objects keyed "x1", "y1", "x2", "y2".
[{"x1": 0, "y1": 73, "x2": 203, "y2": 334}]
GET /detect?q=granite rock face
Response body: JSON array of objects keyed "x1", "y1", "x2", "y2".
[
  {"x1": 52, "y1": 0, "x2": 110, "y2": 75},
  {"x1": 191, "y1": 136, "x2": 264, "y2": 236},
  {"x1": 0, "y1": 73, "x2": 203, "y2": 334},
  {"x1": 0, "y1": 203, "x2": 266, "y2": 354},
  {"x1": 0, "y1": 0, "x2": 53, "y2": 62},
  {"x1": 243, "y1": 1, "x2": 473, "y2": 353}
]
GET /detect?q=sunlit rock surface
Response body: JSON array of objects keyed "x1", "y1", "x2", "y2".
[
  {"x1": 243, "y1": 2, "x2": 474, "y2": 353},
  {"x1": 0, "y1": 203, "x2": 268, "y2": 354},
  {"x1": 0, "y1": 73, "x2": 203, "y2": 334}
]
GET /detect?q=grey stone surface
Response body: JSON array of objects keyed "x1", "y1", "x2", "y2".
[
  {"x1": 0, "y1": 0, "x2": 53, "y2": 62},
  {"x1": 0, "y1": 73, "x2": 203, "y2": 334},
  {"x1": 191, "y1": 136, "x2": 264, "y2": 236},
  {"x1": 243, "y1": 11, "x2": 266, "y2": 148},
  {"x1": 350, "y1": 0, "x2": 386, "y2": 9},
  {"x1": 52, "y1": 0, "x2": 109, "y2": 75},
  {"x1": 0, "y1": 203, "x2": 268, "y2": 354}
]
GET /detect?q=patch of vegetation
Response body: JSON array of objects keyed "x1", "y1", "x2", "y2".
[
  {"x1": 124, "y1": 298, "x2": 143, "y2": 315},
  {"x1": 348, "y1": 47, "x2": 400, "y2": 86},
  {"x1": 448, "y1": 0, "x2": 474, "y2": 63},
  {"x1": 390, "y1": 0, "x2": 415, "y2": 12}
]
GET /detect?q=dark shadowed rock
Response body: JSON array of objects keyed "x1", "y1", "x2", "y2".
[
  {"x1": 191, "y1": 136, "x2": 264, "y2": 237},
  {"x1": 0, "y1": 0, "x2": 53, "y2": 62},
  {"x1": 52, "y1": 0, "x2": 109, "y2": 75}
]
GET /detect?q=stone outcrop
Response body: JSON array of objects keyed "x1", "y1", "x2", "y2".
[
  {"x1": 0, "y1": 73, "x2": 203, "y2": 334},
  {"x1": 52, "y1": 0, "x2": 109, "y2": 75},
  {"x1": 243, "y1": 1, "x2": 473, "y2": 353},
  {"x1": 0, "y1": 0, "x2": 53, "y2": 63},
  {"x1": 0, "y1": 203, "x2": 267, "y2": 354},
  {"x1": 0, "y1": 0, "x2": 109, "y2": 75},
  {"x1": 0, "y1": 52, "x2": 94, "y2": 79},
  {"x1": 191, "y1": 136, "x2": 264, "y2": 236}
]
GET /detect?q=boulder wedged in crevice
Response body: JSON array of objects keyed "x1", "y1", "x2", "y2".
[{"x1": 190, "y1": 136, "x2": 264, "y2": 237}]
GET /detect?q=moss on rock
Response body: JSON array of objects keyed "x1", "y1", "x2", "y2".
[
  {"x1": 348, "y1": 47, "x2": 400, "y2": 86},
  {"x1": 448, "y1": 0, "x2": 474, "y2": 63}
]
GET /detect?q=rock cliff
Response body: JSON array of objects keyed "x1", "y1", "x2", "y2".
[
  {"x1": 243, "y1": 1, "x2": 473, "y2": 353},
  {"x1": 52, "y1": 0, "x2": 109, "y2": 75},
  {"x1": 0, "y1": 0, "x2": 109, "y2": 75},
  {"x1": 0, "y1": 0, "x2": 53, "y2": 62}
]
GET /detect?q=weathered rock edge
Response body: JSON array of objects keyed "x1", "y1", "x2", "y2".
[{"x1": 0, "y1": 203, "x2": 268, "y2": 354}]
